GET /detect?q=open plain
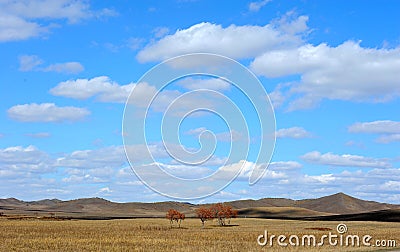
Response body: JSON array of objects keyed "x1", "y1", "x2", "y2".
[{"x1": 1, "y1": 217, "x2": 399, "y2": 251}]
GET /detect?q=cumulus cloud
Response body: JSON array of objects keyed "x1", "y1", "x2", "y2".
[
  {"x1": 268, "y1": 85, "x2": 287, "y2": 109},
  {"x1": 251, "y1": 41, "x2": 400, "y2": 110},
  {"x1": 177, "y1": 77, "x2": 231, "y2": 91},
  {"x1": 218, "y1": 160, "x2": 286, "y2": 180},
  {"x1": 186, "y1": 127, "x2": 243, "y2": 142},
  {"x1": 137, "y1": 14, "x2": 309, "y2": 62},
  {"x1": 98, "y1": 187, "x2": 112, "y2": 193},
  {"x1": 0, "y1": 0, "x2": 117, "y2": 42},
  {"x1": 0, "y1": 145, "x2": 54, "y2": 174},
  {"x1": 304, "y1": 174, "x2": 335, "y2": 184},
  {"x1": 248, "y1": 0, "x2": 272, "y2": 12},
  {"x1": 152, "y1": 26, "x2": 170, "y2": 38},
  {"x1": 376, "y1": 134, "x2": 400, "y2": 144},
  {"x1": 348, "y1": 120, "x2": 400, "y2": 134},
  {"x1": 7, "y1": 103, "x2": 90, "y2": 122},
  {"x1": 269, "y1": 161, "x2": 302, "y2": 170},
  {"x1": 50, "y1": 76, "x2": 134, "y2": 103},
  {"x1": 127, "y1": 82, "x2": 223, "y2": 117},
  {"x1": 273, "y1": 11, "x2": 310, "y2": 36},
  {"x1": 25, "y1": 132, "x2": 51, "y2": 138},
  {"x1": 301, "y1": 151, "x2": 391, "y2": 168},
  {"x1": 43, "y1": 62, "x2": 84, "y2": 74},
  {"x1": 349, "y1": 120, "x2": 400, "y2": 144},
  {"x1": 19, "y1": 55, "x2": 84, "y2": 74},
  {"x1": 0, "y1": 143, "x2": 399, "y2": 203},
  {"x1": 18, "y1": 55, "x2": 43, "y2": 71},
  {"x1": 0, "y1": 11, "x2": 46, "y2": 41},
  {"x1": 56, "y1": 146, "x2": 127, "y2": 169},
  {"x1": 276, "y1": 127, "x2": 311, "y2": 138},
  {"x1": 50, "y1": 77, "x2": 217, "y2": 114},
  {"x1": 57, "y1": 144, "x2": 176, "y2": 170}
]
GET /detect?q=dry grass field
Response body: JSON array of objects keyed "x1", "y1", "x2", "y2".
[{"x1": 0, "y1": 217, "x2": 399, "y2": 251}]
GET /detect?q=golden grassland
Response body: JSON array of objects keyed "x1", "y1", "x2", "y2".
[{"x1": 0, "y1": 217, "x2": 399, "y2": 251}]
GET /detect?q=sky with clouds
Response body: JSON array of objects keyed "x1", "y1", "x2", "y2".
[{"x1": 1, "y1": 0, "x2": 400, "y2": 203}]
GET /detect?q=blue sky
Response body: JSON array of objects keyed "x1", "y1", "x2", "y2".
[{"x1": 1, "y1": 0, "x2": 400, "y2": 203}]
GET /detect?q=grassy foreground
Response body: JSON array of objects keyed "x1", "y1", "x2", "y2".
[{"x1": 0, "y1": 217, "x2": 399, "y2": 251}]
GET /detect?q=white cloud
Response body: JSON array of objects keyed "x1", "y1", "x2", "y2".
[
  {"x1": 0, "y1": 12, "x2": 46, "y2": 42},
  {"x1": 19, "y1": 55, "x2": 84, "y2": 74},
  {"x1": 376, "y1": 134, "x2": 400, "y2": 144},
  {"x1": 268, "y1": 84, "x2": 287, "y2": 109},
  {"x1": 345, "y1": 140, "x2": 365, "y2": 149},
  {"x1": 348, "y1": 120, "x2": 400, "y2": 134},
  {"x1": 25, "y1": 132, "x2": 51, "y2": 138},
  {"x1": 152, "y1": 26, "x2": 170, "y2": 38},
  {"x1": 185, "y1": 127, "x2": 208, "y2": 136},
  {"x1": 57, "y1": 144, "x2": 175, "y2": 171},
  {"x1": 62, "y1": 174, "x2": 106, "y2": 183},
  {"x1": 276, "y1": 127, "x2": 311, "y2": 138},
  {"x1": 98, "y1": 187, "x2": 112, "y2": 193},
  {"x1": 301, "y1": 151, "x2": 391, "y2": 168},
  {"x1": 349, "y1": 120, "x2": 400, "y2": 144},
  {"x1": 186, "y1": 127, "x2": 243, "y2": 142},
  {"x1": 274, "y1": 11, "x2": 309, "y2": 35},
  {"x1": 150, "y1": 162, "x2": 213, "y2": 180},
  {"x1": 215, "y1": 130, "x2": 243, "y2": 142},
  {"x1": 7, "y1": 103, "x2": 90, "y2": 122},
  {"x1": 18, "y1": 55, "x2": 43, "y2": 71},
  {"x1": 304, "y1": 174, "x2": 335, "y2": 184},
  {"x1": 49, "y1": 76, "x2": 134, "y2": 103},
  {"x1": 50, "y1": 77, "x2": 214, "y2": 114},
  {"x1": 177, "y1": 77, "x2": 231, "y2": 91},
  {"x1": 251, "y1": 41, "x2": 400, "y2": 110},
  {"x1": 56, "y1": 146, "x2": 127, "y2": 170},
  {"x1": 0, "y1": 0, "x2": 117, "y2": 42},
  {"x1": 218, "y1": 160, "x2": 286, "y2": 180},
  {"x1": 0, "y1": 145, "x2": 54, "y2": 174},
  {"x1": 127, "y1": 82, "x2": 222, "y2": 117},
  {"x1": 2, "y1": 0, "x2": 91, "y2": 23},
  {"x1": 269, "y1": 161, "x2": 302, "y2": 171},
  {"x1": 1, "y1": 143, "x2": 399, "y2": 203},
  {"x1": 126, "y1": 37, "x2": 145, "y2": 51},
  {"x1": 248, "y1": 0, "x2": 272, "y2": 12},
  {"x1": 43, "y1": 62, "x2": 84, "y2": 74},
  {"x1": 137, "y1": 15, "x2": 308, "y2": 62}
]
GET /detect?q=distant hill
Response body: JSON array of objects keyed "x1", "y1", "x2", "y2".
[
  {"x1": 237, "y1": 206, "x2": 330, "y2": 218},
  {"x1": 295, "y1": 192, "x2": 395, "y2": 214},
  {"x1": 0, "y1": 193, "x2": 399, "y2": 221}
]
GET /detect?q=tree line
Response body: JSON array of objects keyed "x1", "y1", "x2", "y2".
[{"x1": 166, "y1": 203, "x2": 238, "y2": 228}]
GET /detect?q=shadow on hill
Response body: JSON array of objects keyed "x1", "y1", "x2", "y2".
[{"x1": 304, "y1": 209, "x2": 400, "y2": 222}]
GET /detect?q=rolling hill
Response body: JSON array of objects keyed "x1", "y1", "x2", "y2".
[{"x1": 0, "y1": 193, "x2": 399, "y2": 221}]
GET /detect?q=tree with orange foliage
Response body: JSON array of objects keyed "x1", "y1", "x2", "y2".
[
  {"x1": 177, "y1": 212, "x2": 185, "y2": 228},
  {"x1": 166, "y1": 209, "x2": 185, "y2": 228},
  {"x1": 210, "y1": 203, "x2": 237, "y2": 226},
  {"x1": 224, "y1": 205, "x2": 238, "y2": 224},
  {"x1": 196, "y1": 207, "x2": 213, "y2": 228}
]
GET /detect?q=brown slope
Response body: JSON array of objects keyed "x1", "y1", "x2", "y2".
[
  {"x1": 238, "y1": 207, "x2": 330, "y2": 218},
  {"x1": 1, "y1": 192, "x2": 399, "y2": 218},
  {"x1": 295, "y1": 192, "x2": 395, "y2": 214},
  {"x1": 0, "y1": 197, "x2": 196, "y2": 217},
  {"x1": 227, "y1": 198, "x2": 295, "y2": 209},
  {"x1": 0, "y1": 198, "x2": 25, "y2": 206},
  {"x1": 226, "y1": 193, "x2": 398, "y2": 215}
]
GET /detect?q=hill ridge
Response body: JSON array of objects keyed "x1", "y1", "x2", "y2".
[{"x1": 1, "y1": 193, "x2": 398, "y2": 219}]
